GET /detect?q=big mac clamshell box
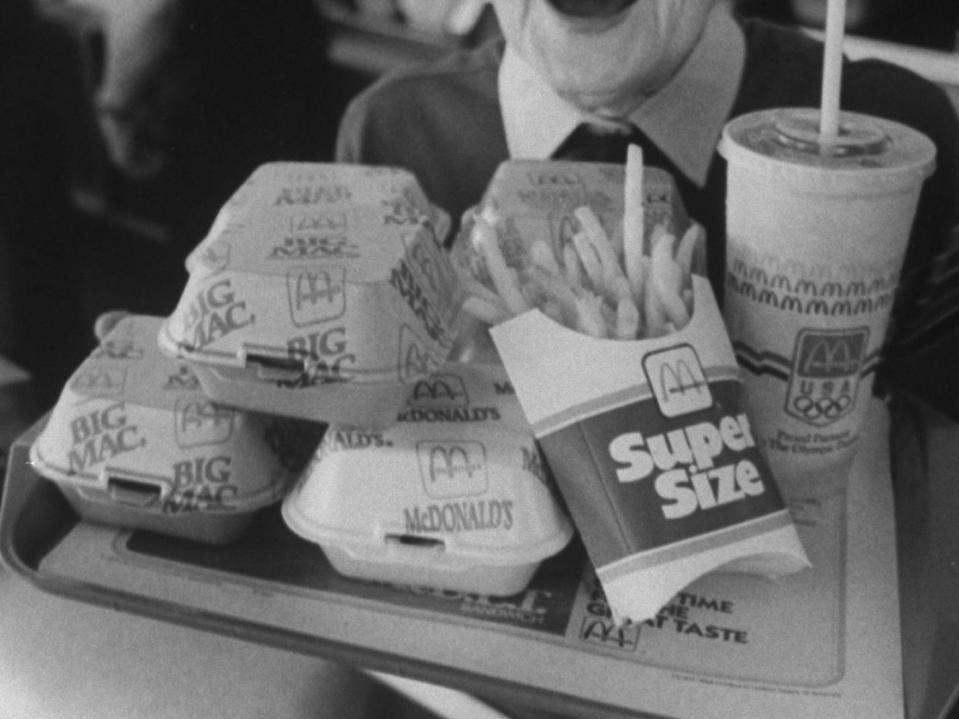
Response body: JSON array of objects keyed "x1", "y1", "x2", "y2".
[
  {"x1": 29, "y1": 314, "x2": 320, "y2": 545},
  {"x1": 158, "y1": 162, "x2": 464, "y2": 430}
]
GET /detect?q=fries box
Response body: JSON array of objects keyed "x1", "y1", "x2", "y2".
[
  {"x1": 158, "y1": 162, "x2": 463, "y2": 429},
  {"x1": 30, "y1": 314, "x2": 320, "y2": 545},
  {"x1": 491, "y1": 275, "x2": 810, "y2": 624},
  {"x1": 281, "y1": 361, "x2": 575, "y2": 596}
]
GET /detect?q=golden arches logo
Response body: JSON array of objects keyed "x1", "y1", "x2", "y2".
[
  {"x1": 417, "y1": 440, "x2": 487, "y2": 497},
  {"x1": 174, "y1": 396, "x2": 234, "y2": 447},
  {"x1": 71, "y1": 369, "x2": 125, "y2": 396},
  {"x1": 428, "y1": 445, "x2": 477, "y2": 483},
  {"x1": 198, "y1": 241, "x2": 230, "y2": 273},
  {"x1": 796, "y1": 328, "x2": 868, "y2": 378},
  {"x1": 527, "y1": 170, "x2": 582, "y2": 188},
  {"x1": 786, "y1": 328, "x2": 868, "y2": 426},
  {"x1": 658, "y1": 359, "x2": 707, "y2": 400},
  {"x1": 800, "y1": 338, "x2": 859, "y2": 376},
  {"x1": 292, "y1": 270, "x2": 341, "y2": 310},
  {"x1": 643, "y1": 345, "x2": 713, "y2": 418},
  {"x1": 91, "y1": 340, "x2": 144, "y2": 361},
  {"x1": 286, "y1": 266, "x2": 346, "y2": 326},
  {"x1": 399, "y1": 325, "x2": 437, "y2": 382},
  {"x1": 410, "y1": 374, "x2": 467, "y2": 406}
]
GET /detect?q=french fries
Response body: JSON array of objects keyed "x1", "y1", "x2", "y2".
[
  {"x1": 623, "y1": 144, "x2": 646, "y2": 298},
  {"x1": 455, "y1": 146, "x2": 703, "y2": 341}
]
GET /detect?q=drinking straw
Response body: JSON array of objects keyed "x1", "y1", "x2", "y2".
[{"x1": 819, "y1": 0, "x2": 847, "y2": 140}]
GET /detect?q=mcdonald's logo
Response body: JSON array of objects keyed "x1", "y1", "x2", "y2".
[
  {"x1": 527, "y1": 169, "x2": 583, "y2": 188},
  {"x1": 289, "y1": 212, "x2": 346, "y2": 233},
  {"x1": 174, "y1": 395, "x2": 234, "y2": 448},
  {"x1": 785, "y1": 327, "x2": 868, "y2": 426},
  {"x1": 643, "y1": 345, "x2": 713, "y2": 418},
  {"x1": 579, "y1": 617, "x2": 640, "y2": 651},
  {"x1": 197, "y1": 240, "x2": 231, "y2": 274},
  {"x1": 285, "y1": 266, "x2": 347, "y2": 327},
  {"x1": 398, "y1": 324, "x2": 439, "y2": 382},
  {"x1": 402, "y1": 228, "x2": 454, "y2": 298},
  {"x1": 90, "y1": 339, "x2": 144, "y2": 361},
  {"x1": 795, "y1": 328, "x2": 868, "y2": 379},
  {"x1": 409, "y1": 373, "x2": 468, "y2": 407},
  {"x1": 70, "y1": 368, "x2": 126, "y2": 397},
  {"x1": 163, "y1": 365, "x2": 200, "y2": 391},
  {"x1": 417, "y1": 440, "x2": 487, "y2": 498}
]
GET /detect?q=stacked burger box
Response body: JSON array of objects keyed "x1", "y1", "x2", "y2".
[
  {"x1": 29, "y1": 314, "x2": 311, "y2": 545},
  {"x1": 28, "y1": 162, "x2": 575, "y2": 596},
  {"x1": 29, "y1": 159, "x2": 809, "y2": 619},
  {"x1": 158, "y1": 163, "x2": 462, "y2": 430}
]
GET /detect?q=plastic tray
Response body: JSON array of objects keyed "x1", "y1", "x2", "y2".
[{"x1": 2, "y1": 395, "x2": 958, "y2": 719}]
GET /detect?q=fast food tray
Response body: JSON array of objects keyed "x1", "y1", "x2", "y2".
[{"x1": 2, "y1": 397, "x2": 958, "y2": 719}]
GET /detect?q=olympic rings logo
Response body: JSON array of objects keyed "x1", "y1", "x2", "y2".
[{"x1": 791, "y1": 393, "x2": 852, "y2": 420}]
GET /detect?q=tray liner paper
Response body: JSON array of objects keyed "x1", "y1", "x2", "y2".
[{"x1": 491, "y1": 276, "x2": 810, "y2": 624}]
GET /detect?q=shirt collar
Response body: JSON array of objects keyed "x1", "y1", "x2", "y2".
[{"x1": 498, "y1": 2, "x2": 744, "y2": 187}]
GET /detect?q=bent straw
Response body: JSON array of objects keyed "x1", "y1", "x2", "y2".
[{"x1": 819, "y1": 0, "x2": 847, "y2": 140}]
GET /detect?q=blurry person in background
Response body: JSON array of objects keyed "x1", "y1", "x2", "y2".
[
  {"x1": 0, "y1": 0, "x2": 88, "y2": 402},
  {"x1": 336, "y1": 0, "x2": 959, "y2": 416},
  {"x1": 1, "y1": 0, "x2": 342, "y2": 404},
  {"x1": 91, "y1": 0, "x2": 339, "y2": 247}
]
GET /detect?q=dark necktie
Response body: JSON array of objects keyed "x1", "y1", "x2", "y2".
[{"x1": 553, "y1": 123, "x2": 643, "y2": 164}]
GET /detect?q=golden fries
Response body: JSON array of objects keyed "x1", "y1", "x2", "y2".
[
  {"x1": 472, "y1": 216, "x2": 530, "y2": 316},
  {"x1": 455, "y1": 147, "x2": 703, "y2": 341},
  {"x1": 623, "y1": 145, "x2": 646, "y2": 299}
]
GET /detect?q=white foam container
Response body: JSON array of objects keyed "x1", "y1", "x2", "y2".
[
  {"x1": 30, "y1": 315, "x2": 320, "y2": 545},
  {"x1": 159, "y1": 162, "x2": 463, "y2": 429},
  {"x1": 282, "y1": 361, "x2": 574, "y2": 596}
]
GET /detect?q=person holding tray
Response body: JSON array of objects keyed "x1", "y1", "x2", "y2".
[{"x1": 334, "y1": 0, "x2": 959, "y2": 416}]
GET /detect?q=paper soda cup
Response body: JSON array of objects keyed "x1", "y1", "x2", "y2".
[
  {"x1": 719, "y1": 108, "x2": 936, "y2": 499},
  {"x1": 492, "y1": 276, "x2": 809, "y2": 624}
]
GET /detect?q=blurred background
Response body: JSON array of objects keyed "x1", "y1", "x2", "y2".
[{"x1": 1, "y1": 0, "x2": 957, "y2": 406}]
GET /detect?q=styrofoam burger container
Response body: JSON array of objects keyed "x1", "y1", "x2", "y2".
[
  {"x1": 30, "y1": 314, "x2": 319, "y2": 545},
  {"x1": 158, "y1": 162, "x2": 463, "y2": 429},
  {"x1": 282, "y1": 361, "x2": 574, "y2": 596}
]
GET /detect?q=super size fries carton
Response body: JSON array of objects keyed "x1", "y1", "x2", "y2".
[
  {"x1": 159, "y1": 162, "x2": 463, "y2": 429},
  {"x1": 30, "y1": 315, "x2": 319, "y2": 544},
  {"x1": 456, "y1": 159, "x2": 808, "y2": 624},
  {"x1": 492, "y1": 275, "x2": 810, "y2": 624},
  {"x1": 453, "y1": 160, "x2": 697, "y2": 299},
  {"x1": 282, "y1": 361, "x2": 574, "y2": 596}
]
